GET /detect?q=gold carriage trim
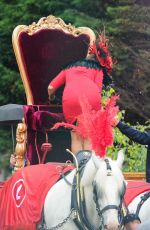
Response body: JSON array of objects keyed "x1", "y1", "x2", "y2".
[
  {"x1": 123, "y1": 172, "x2": 146, "y2": 181},
  {"x1": 26, "y1": 15, "x2": 95, "y2": 38}
]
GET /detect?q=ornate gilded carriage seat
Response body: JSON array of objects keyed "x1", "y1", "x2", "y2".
[{"x1": 12, "y1": 15, "x2": 95, "y2": 169}]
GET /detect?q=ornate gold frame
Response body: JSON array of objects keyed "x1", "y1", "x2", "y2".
[
  {"x1": 12, "y1": 15, "x2": 96, "y2": 105},
  {"x1": 14, "y1": 120, "x2": 30, "y2": 171}
]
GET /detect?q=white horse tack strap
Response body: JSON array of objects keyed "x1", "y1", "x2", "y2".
[{"x1": 136, "y1": 191, "x2": 150, "y2": 216}]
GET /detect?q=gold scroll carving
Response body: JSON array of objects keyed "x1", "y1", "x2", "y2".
[{"x1": 14, "y1": 121, "x2": 29, "y2": 171}]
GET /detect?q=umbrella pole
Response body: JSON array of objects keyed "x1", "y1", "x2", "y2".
[{"x1": 11, "y1": 124, "x2": 15, "y2": 153}]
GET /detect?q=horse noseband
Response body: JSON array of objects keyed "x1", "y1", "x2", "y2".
[
  {"x1": 93, "y1": 181, "x2": 120, "y2": 216},
  {"x1": 98, "y1": 204, "x2": 120, "y2": 216}
]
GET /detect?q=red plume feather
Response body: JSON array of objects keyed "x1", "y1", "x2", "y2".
[{"x1": 51, "y1": 96, "x2": 119, "y2": 157}]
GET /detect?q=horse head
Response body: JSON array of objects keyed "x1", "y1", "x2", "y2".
[{"x1": 80, "y1": 149, "x2": 126, "y2": 230}]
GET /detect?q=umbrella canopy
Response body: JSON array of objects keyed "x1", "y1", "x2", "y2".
[
  {"x1": 0, "y1": 104, "x2": 24, "y2": 153},
  {"x1": 0, "y1": 104, "x2": 24, "y2": 125}
]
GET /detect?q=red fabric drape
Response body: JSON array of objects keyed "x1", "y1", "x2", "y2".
[
  {"x1": 0, "y1": 163, "x2": 73, "y2": 228},
  {"x1": 125, "y1": 180, "x2": 150, "y2": 205}
]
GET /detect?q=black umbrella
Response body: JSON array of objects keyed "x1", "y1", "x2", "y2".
[
  {"x1": 0, "y1": 104, "x2": 24, "y2": 152},
  {"x1": 0, "y1": 104, "x2": 24, "y2": 124}
]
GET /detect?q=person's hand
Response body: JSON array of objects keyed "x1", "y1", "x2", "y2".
[
  {"x1": 10, "y1": 154, "x2": 16, "y2": 166},
  {"x1": 48, "y1": 85, "x2": 55, "y2": 101},
  {"x1": 125, "y1": 220, "x2": 141, "y2": 230},
  {"x1": 49, "y1": 94, "x2": 56, "y2": 102},
  {"x1": 123, "y1": 213, "x2": 141, "y2": 230},
  {"x1": 113, "y1": 115, "x2": 119, "y2": 127}
]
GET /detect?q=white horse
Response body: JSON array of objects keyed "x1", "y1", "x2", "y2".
[
  {"x1": 128, "y1": 190, "x2": 150, "y2": 222},
  {"x1": 42, "y1": 150, "x2": 126, "y2": 230}
]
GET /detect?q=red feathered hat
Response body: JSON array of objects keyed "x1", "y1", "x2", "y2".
[{"x1": 89, "y1": 34, "x2": 113, "y2": 74}]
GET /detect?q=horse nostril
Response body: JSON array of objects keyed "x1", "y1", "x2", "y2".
[{"x1": 104, "y1": 225, "x2": 120, "y2": 230}]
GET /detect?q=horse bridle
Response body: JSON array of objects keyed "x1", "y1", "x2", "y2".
[
  {"x1": 92, "y1": 158, "x2": 126, "y2": 229},
  {"x1": 71, "y1": 154, "x2": 126, "y2": 230}
]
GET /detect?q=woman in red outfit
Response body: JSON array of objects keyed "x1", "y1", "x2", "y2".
[{"x1": 48, "y1": 36, "x2": 113, "y2": 154}]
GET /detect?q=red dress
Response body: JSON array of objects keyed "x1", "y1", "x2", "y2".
[{"x1": 49, "y1": 61, "x2": 103, "y2": 123}]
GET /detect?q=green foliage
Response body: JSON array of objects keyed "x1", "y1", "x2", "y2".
[
  {"x1": 0, "y1": 127, "x2": 14, "y2": 178},
  {"x1": 103, "y1": 87, "x2": 147, "y2": 172},
  {"x1": 0, "y1": 64, "x2": 25, "y2": 104},
  {"x1": 107, "y1": 123, "x2": 147, "y2": 172},
  {"x1": 102, "y1": 87, "x2": 116, "y2": 106}
]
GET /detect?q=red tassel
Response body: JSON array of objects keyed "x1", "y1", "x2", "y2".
[{"x1": 51, "y1": 122, "x2": 76, "y2": 131}]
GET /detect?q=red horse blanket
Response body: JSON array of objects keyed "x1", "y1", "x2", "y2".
[
  {"x1": 124, "y1": 180, "x2": 150, "y2": 205},
  {"x1": 0, "y1": 163, "x2": 73, "y2": 229}
]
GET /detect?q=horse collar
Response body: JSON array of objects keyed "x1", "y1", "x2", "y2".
[
  {"x1": 71, "y1": 150, "x2": 96, "y2": 230},
  {"x1": 75, "y1": 150, "x2": 92, "y2": 168}
]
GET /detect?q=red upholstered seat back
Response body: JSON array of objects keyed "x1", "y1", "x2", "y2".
[{"x1": 17, "y1": 29, "x2": 90, "y2": 105}]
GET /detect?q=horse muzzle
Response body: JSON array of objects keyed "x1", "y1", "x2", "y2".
[{"x1": 104, "y1": 223, "x2": 120, "y2": 230}]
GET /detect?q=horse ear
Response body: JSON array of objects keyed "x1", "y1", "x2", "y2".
[
  {"x1": 92, "y1": 152, "x2": 101, "y2": 169},
  {"x1": 116, "y1": 149, "x2": 125, "y2": 168}
]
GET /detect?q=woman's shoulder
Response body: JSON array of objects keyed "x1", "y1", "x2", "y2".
[{"x1": 63, "y1": 59, "x2": 102, "y2": 70}]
